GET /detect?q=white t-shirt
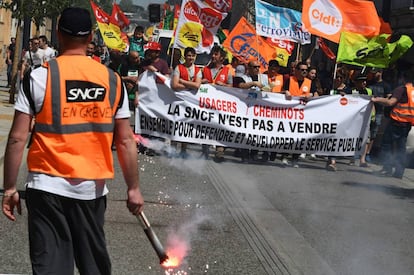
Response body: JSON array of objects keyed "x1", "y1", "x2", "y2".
[
  {"x1": 15, "y1": 65, "x2": 130, "y2": 200},
  {"x1": 23, "y1": 49, "x2": 45, "y2": 67},
  {"x1": 42, "y1": 46, "x2": 56, "y2": 62}
]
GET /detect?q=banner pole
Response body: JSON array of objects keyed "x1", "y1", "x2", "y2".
[{"x1": 295, "y1": 43, "x2": 301, "y2": 62}]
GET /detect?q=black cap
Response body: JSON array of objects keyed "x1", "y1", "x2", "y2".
[
  {"x1": 355, "y1": 74, "x2": 367, "y2": 81},
  {"x1": 268, "y1": 60, "x2": 280, "y2": 67},
  {"x1": 58, "y1": 7, "x2": 92, "y2": 36}
]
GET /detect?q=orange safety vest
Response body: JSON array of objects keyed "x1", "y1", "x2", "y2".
[
  {"x1": 268, "y1": 74, "x2": 284, "y2": 93},
  {"x1": 178, "y1": 64, "x2": 200, "y2": 82},
  {"x1": 203, "y1": 65, "x2": 230, "y2": 84},
  {"x1": 289, "y1": 76, "x2": 311, "y2": 96},
  {"x1": 27, "y1": 56, "x2": 122, "y2": 179},
  {"x1": 390, "y1": 83, "x2": 414, "y2": 125}
]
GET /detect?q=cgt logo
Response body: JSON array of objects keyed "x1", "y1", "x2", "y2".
[{"x1": 66, "y1": 81, "x2": 106, "y2": 102}]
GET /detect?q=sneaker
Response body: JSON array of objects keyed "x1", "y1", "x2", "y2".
[
  {"x1": 281, "y1": 158, "x2": 289, "y2": 166},
  {"x1": 349, "y1": 159, "x2": 355, "y2": 166},
  {"x1": 310, "y1": 154, "x2": 317, "y2": 160},
  {"x1": 292, "y1": 162, "x2": 299, "y2": 168},
  {"x1": 326, "y1": 163, "x2": 337, "y2": 171},
  {"x1": 359, "y1": 162, "x2": 369, "y2": 168},
  {"x1": 376, "y1": 169, "x2": 392, "y2": 177},
  {"x1": 299, "y1": 153, "x2": 306, "y2": 159}
]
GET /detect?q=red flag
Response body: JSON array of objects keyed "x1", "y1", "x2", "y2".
[
  {"x1": 90, "y1": 0, "x2": 110, "y2": 24},
  {"x1": 317, "y1": 37, "x2": 336, "y2": 60},
  {"x1": 111, "y1": 3, "x2": 130, "y2": 29}
]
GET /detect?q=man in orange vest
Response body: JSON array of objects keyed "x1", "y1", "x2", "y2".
[
  {"x1": 266, "y1": 59, "x2": 284, "y2": 93},
  {"x1": 282, "y1": 61, "x2": 318, "y2": 168},
  {"x1": 2, "y1": 7, "x2": 144, "y2": 274},
  {"x1": 171, "y1": 47, "x2": 202, "y2": 158},
  {"x1": 201, "y1": 45, "x2": 233, "y2": 161},
  {"x1": 371, "y1": 66, "x2": 414, "y2": 179}
]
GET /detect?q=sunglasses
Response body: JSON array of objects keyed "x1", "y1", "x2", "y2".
[{"x1": 299, "y1": 68, "x2": 308, "y2": 72}]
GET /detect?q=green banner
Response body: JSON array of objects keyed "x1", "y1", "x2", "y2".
[{"x1": 337, "y1": 32, "x2": 413, "y2": 68}]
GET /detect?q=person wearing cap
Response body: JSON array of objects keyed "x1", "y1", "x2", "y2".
[
  {"x1": 265, "y1": 60, "x2": 284, "y2": 93},
  {"x1": 141, "y1": 41, "x2": 170, "y2": 77},
  {"x1": 236, "y1": 60, "x2": 269, "y2": 162},
  {"x1": 2, "y1": 7, "x2": 144, "y2": 274},
  {"x1": 366, "y1": 68, "x2": 392, "y2": 163},
  {"x1": 233, "y1": 64, "x2": 246, "y2": 88},
  {"x1": 348, "y1": 73, "x2": 374, "y2": 167},
  {"x1": 371, "y1": 66, "x2": 414, "y2": 179},
  {"x1": 201, "y1": 45, "x2": 233, "y2": 161}
]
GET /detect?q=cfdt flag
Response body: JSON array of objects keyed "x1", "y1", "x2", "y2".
[
  {"x1": 255, "y1": 0, "x2": 311, "y2": 44},
  {"x1": 172, "y1": 0, "x2": 231, "y2": 53},
  {"x1": 90, "y1": 1, "x2": 128, "y2": 52},
  {"x1": 302, "y1": 0, "x2": 381, "y2": 43},
  {"x1": 111, "y1": 3, "x2": 130, "y2": 30},
  {"x1": 337, "y1": 32, "x2": 413, "y2": 68}
]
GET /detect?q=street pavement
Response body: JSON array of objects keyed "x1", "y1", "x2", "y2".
[{"x1": 0, "y1": 68, "x2": 414, "y2": 275}]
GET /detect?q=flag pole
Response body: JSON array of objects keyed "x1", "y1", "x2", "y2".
[{"x1": 295, "y1": 43, "x2": 301, "y2": 62}]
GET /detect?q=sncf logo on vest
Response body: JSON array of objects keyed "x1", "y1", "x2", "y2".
[{"x1": 66, "y1": 80, "x2": 106, "y2": 102}]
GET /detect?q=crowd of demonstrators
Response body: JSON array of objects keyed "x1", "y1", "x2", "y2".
[
  {"x1": 41, "y1": 21, "x2": 411, "y2": 178},
  {"x1": 2, "y1": 7, "x2": 144, "y2": 274}
]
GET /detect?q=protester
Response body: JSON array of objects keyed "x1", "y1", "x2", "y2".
[
  {"x1": 366, "y1": 68, "x2": 392, "y2": 162},
  {"x1": 21, "y1": 37, "x2": 45, "y2": 77},
  {"x1": 129, "y1": 25, "x2": 148, "y2": 58},
  {"x1": 371, "y1": 65, "x2": 414, "y2": 178},
  {"x1": 171, "y1": 47, "x2": 202, "y2": 158},
  {"x1": 86, "y1": 41, "x2": 101, "y2": 62},
  {"x1": 236, "y1": 60, "x2": 268, "y2": 162},
  {"x1": 119, "y1": 51, "x2": 142, "y2": 110},
  {"x1": 38, "y1": 35, "x2": 56, "y2": 61},
  {"x1": 2, "y1": 7, "x2": 144, "y2": 274},
  {"x1": 5, "y1": 37, "x2": 16, "y2": 87},
  {"x1": 202, "y1": 45, "x2": 233, "y2": 161},
  {"x1": 348, "y1": 74, "x2": 374, "y2": 167},
  {"x1": 141, "y1": 41, "x2": 170, "y2": 77},
  {"x1": 282, "y1": 61, "x2": 318, "y2": 167}
]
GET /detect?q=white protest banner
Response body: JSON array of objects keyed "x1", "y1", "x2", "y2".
[{"x1": 136, "y1": 71, "x2": 372, "y2": 156}]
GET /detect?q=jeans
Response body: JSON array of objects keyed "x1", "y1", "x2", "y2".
[{"x1": 381, "y1": 121, "x2": 411, "y2": 177}]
